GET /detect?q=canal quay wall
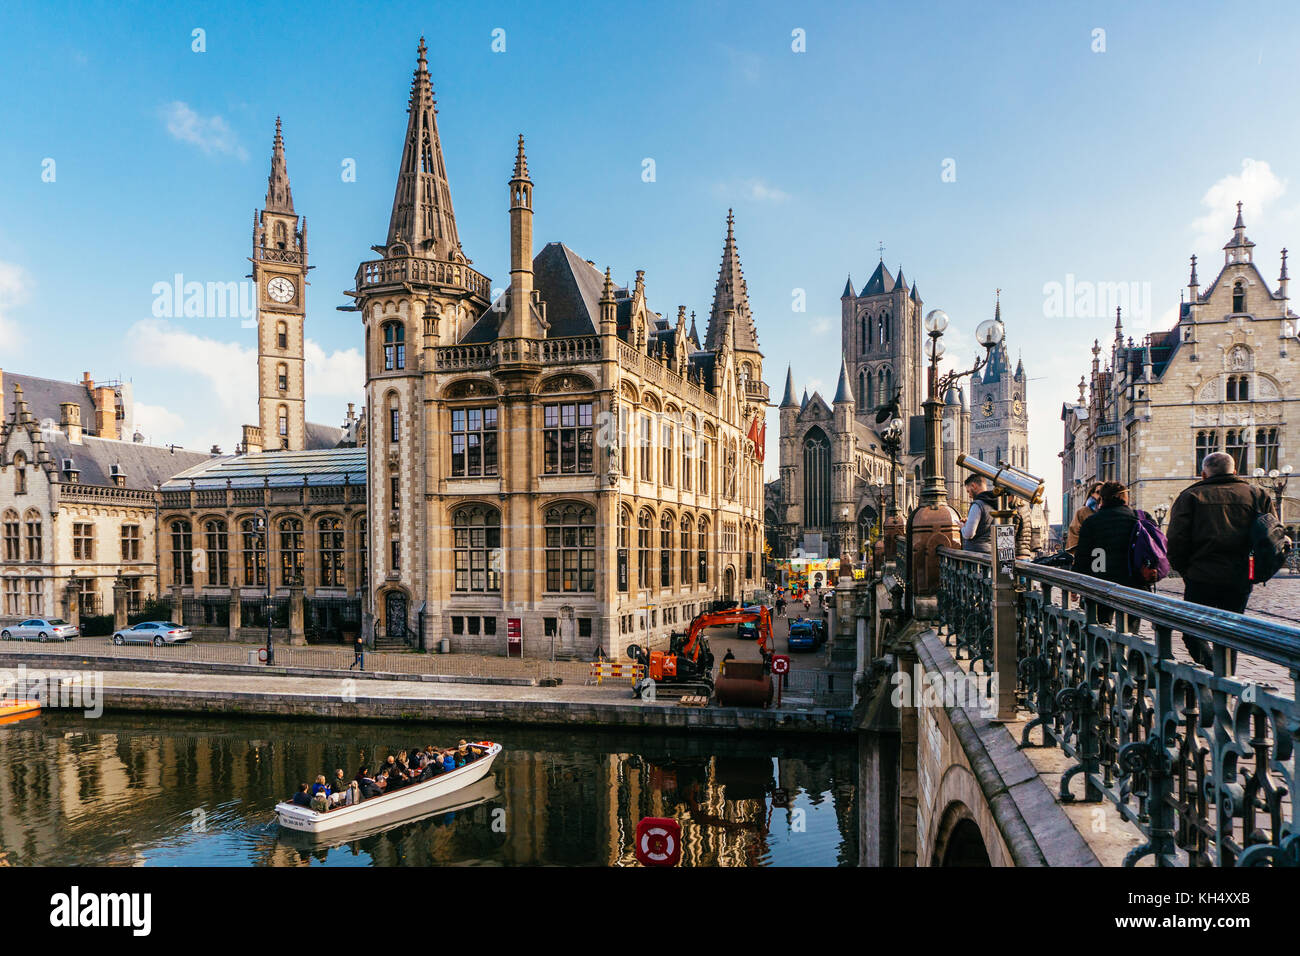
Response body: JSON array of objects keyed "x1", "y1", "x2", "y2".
[{"x1": 2, "y1": 656, "x2": 850, "y2": 737}]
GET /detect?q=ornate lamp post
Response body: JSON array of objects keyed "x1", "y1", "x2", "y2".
[
  {"x1": 1252, "y1": 464, "x2": 1292, "y2": 523},
  {"x1": 1154, "y1": 503, "x2": 1170, "y2": 528},
  {"x1": 255, "y1": 509, "x2": 274, "y2": 665}
]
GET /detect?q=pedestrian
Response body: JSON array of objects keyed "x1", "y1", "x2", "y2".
[
  {"x1": 1066, "y1": 482, "x2": 1104, "y2": 551},
  {"x1": 350, "y1": 631, "x2": 365, "y2": 671},
  {"x1": 960, "y1": 474, "x2": 1000, "y2": 554},
  {"x1": 1167, "y1": 451, "x2": 1280, "y2": 672},
  {"x1": 1071, "y1": 481, "x2": 1149, "y2": 630}
]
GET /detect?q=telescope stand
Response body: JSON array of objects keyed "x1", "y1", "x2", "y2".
[{"x1": 989, "y1": 495, "x2": 1019, "y2": 722}]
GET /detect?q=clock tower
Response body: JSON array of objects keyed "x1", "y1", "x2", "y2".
[
  {"x1": 251, "y1": 117, "x2": 308, "y2": 452},
  {"x1": 970, "y1": 291, "x2": 1030, "y2": 471}
]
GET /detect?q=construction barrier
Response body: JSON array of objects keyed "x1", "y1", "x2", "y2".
[{"x1": 587, "y1": 661, "x2": 645, "y2": 685}]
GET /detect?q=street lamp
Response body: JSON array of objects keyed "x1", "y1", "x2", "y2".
[
  {"x1": 1252, "y1": 464, "x2": 1293, "y2": 523},
  {"x1": 255, "y1": 509, "x2": 274, "y2": 666},
  {"x1": 1154, "y1": 503, "x2": 1170, "y2": 528}
]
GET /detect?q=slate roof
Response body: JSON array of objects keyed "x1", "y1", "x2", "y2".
[
  {"x1": 859, "y1": 262, "x2": 895, "y2": 297},
  {"x1": 162, "y1": 447, "x2": 367, "y2": 491},
  {"x1": 462, "y1": 242, "x2": 607, "y2": 343},
  {"x1": 305, "y1": 421, "x2": 344, "y2": 450},
  {"x1": 7, "y1": 373, "x2": 99, "y2": 434},
  {"x1": 48, "y1": 434, "x2": 211, "y2": 491}
]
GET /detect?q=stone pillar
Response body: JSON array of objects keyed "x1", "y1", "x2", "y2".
[
  {"x1": 63, "y1": 581, "x2": 80, "y2": 630},
  {"x1": 288, "y1": 585, "x2": 305, "y2": 645},
  {"x1": 112, "y1": 576, "x2": 128, "y2": 633},
  {"x1": 171, "y1": 585, "x2": 185, "y2": 625},
  {"x1": 227, "y1": 585, "x2": 241, "y2": 641}
]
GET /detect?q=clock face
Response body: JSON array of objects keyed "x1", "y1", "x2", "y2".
[
  {"x1": 1013, "y1": 399, "x2": 1024, "y2": 416},
  {"x1": 981, "y1": 399, "x2": 995, "y2": 418},
  {"x1": 267, "y1": 276, "x2": 295, "y2": 303}
]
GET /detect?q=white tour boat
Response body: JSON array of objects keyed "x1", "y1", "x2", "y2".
[{"x1": 275, "y1": 741, "x2": 502, "y2": 836}]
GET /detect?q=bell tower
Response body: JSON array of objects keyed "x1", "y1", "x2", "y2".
[{"x1": 251, "y1": 117, "x2": 309, "y2": 452}]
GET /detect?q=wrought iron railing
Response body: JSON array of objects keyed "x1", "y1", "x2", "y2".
[{"x1": 937, "y1": 546, "x2": 1299, "y2": 867}]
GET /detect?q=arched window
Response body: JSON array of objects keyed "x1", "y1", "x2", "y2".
[
  {"x1": 277, "y1": 405, "x2": 288, "y2": 440},
  {"x1": 241, "y1": 518, "x2": 266, "y2": 587},
  {"x1": 803, "y1": 426, "x2": 832, "y2": 528},
  {"x1": 618, "y1": 507, "x2": 631, "y2": 593},
  {"x1": 13, "y1": 452, "x2": 26, "y2": 496},
  {"x1": 276, "y1": 321, "x2": 288, "y2": 350},
  {"x1": 697, "y1": 517, "x2": 709, "y2": 585},
  {"x1": 699, "y1": 439, "x2": 710, "y2": 494},
  {"x1": 877, "y1": 315, "x2": 885, "y2": 345},
  {"x1": 276, "y1": 363, "x2": 288, "y2": 392},
  {"x1": 170, "y1": 519, "x2": 193, "y2": 586},
  {"x1": 1225, "y1": 429, "x2": 1248, "y2": 473},
  {"x1": 278, "y1": 517, "x2": 303, "y2": 586},
  {"x1": 1256, "y1": 427, "x2": 1280, "y2": 472},
  {"x1": 637, "y1": 509, "x2": 654, "y2": 589},
  {"x1": 860, "y1": 314, "x2": 867, "y2": 351},
  {"x1": 452, "y1": 505, "x2": 501, "y2": 592},
  {"x1": 1233, "y1": 281, "x2": 1246, "y2": 314},
  {"x1": 544, "y1": 503, "x2": 595, "y2": 592},
  {"x1": 357, "y1": 517, "x2": 367, "y2": 584},
  {"x1": 859, "y1": 369, "x2": 868, "y2": 413},
  {"x1": 204, "y1": 519, "x2": 228, "y2": 586},
  {"x1": 680, "y1": 514, "x2": 692, "y2": 585},
  {"x1": 383, "y1": 321, "x2": 406, "y2": 371},
  {"x1": 318, "y1": 517, "x2": 344, "y2": 587},
  {"x1": 883, "y1": 311, "x2": 891, "y2": 342},
  {"x1": 1226, "y1": 374, "x2": 1250, "y2": 402},
  {"x1": 660, "y1": 512, "x2": 674, "y2": 588},
  {"x1": 2, "y1": 509, "x2": 18, "y2": 561}
]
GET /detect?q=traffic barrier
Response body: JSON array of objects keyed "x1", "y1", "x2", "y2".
[{"x1": 587, "y1": 661, "x2": 645, "y2": 685}]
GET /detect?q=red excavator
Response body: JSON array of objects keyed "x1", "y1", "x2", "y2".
[{"x1": 627, "y1": 605, "x2": 774, "y2": 702}]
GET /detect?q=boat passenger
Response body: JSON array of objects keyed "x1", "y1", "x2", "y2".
[
  {"x1": 310, "y1": 788, "x2": 330, "y2": 813},
  {"x1": 457, "y1": 740, "x2": 477, "y2": 764},
  {"x1": 291, "y1": 783, "x2": 312, "y2": 807},
  {"x1": 355, "y1": 766, "x2": 382, "y2": 800},
  {"x1": 442, "y1": 750, "x2": 456, "y2": 773},
  {"x1": 311, "y1": 775, "x2": 331, "y2": 798},
  {"x1": 330, "y1": 769, "x2": 351, "y2": 806}
]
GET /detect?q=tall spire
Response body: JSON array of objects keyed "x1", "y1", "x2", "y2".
[
  {"x1": 503, "y1": 134, "x2": 536, "y2": 339},
  {"x1": 1224, "y1": 199, "x2": 1255, "y2": 264},
  {"x1": 386, "y1": 37, "x2": 463, "y2": 261},
  {"x1": 994, "y1": 287, "x2": 1002, "y2": 324},
  {"x1": 833, "y1": 356, "x2": 854, "y2": 405},
  {"x1": 780, "y1": 366, "x2": 797, "y2": 408},
  {"x1": 265, "y1": 117, "x2": 294, "y2": 214},
  {"x1": 705, "y1": 209, "x2": 760, "y2": 353}
]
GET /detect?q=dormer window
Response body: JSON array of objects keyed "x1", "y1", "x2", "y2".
[
  {"x1": 1233, "y1": 281, "x2": 1246, "y2": 314},
  {"x1": 61, "y1": 458, "x2": 79, "y2": 483}
]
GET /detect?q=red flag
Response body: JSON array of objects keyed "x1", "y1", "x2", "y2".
[
  {"x1": 745, "y1": 414, "x2": 760, "y2": 447},
  {"x1": 756, "y1": 420, "x2": 766, "y2": 463}
]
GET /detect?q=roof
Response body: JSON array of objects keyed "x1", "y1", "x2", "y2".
[
  {"x1": 305, "y1": 421, "x2": 344, "y2": 450},
  {"x1": 48, "y1": 434, "x2": 211, "y2": 490},
  {"x1": 161, "y1": 447, "x2": 367, "y2": 491},
  {"x1": 780, "y1": 366, "x2": 797, "y2": 407},
  {"x1": 7, "y1": 373, "x2": 98, "y2": 434},
  {"x1": 462, "y1": 242, "x2": 606, "y2": 343},
  {"x1": 860, "y1": 262, "x2": 895, "y2": 297},
  {"x1": 833, "y1": 359, "x2": 854, "y2": 404}
]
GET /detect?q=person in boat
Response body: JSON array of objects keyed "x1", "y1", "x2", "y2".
[
  {"x1": 311, "y1": 775, "x2": 332, "y2": 798},
  {"x1": 355, "y1": 766, "x2": 383, "y2": 800},
  {"x1": 385, "y1": 755, "x2": 411, "y2": 791},
  {"x1": 291, "y1": 783, "x2": 312, "y2": 807},
  {"x1": 441, "y1": 749, "x2": 457, "y2": 773},
  {"x1": 456, "y1": 740, "x2": 480, "y2": 765}
]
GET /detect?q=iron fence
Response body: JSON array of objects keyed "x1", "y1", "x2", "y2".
[
  {"x1": 241, "y1": 596, "x2": 290, "y2": 629},
  {"x1": 937, "y1": 546, "x2": 1299, "y2": 868}
]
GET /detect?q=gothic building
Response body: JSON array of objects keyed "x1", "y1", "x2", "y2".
[
  {"x1": 1063, "y1": 204, "x2": 1300, "y2": 542},
  {"x1": 776, "y1": 261, "x2": 932, "y2": 560},
  {"x1": 350, "y1": 40, "x2": 767, "y2": 658},
  {"x1": 969, "y1": 293, "x2": 1030, "y2": 473}
]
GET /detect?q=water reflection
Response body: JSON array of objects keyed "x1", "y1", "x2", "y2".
[{"x1": 0, "y1": 713, "x2": 857, "y2": 867}]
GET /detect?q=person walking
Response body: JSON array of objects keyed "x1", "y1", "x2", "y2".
[
  {"x1": 1167, "y1": 451, "x2": 1278, "y2": 671},
  {"x1": 1066, "y1": 482, "x2": 1103, "y2": 551},
  {"x1": 350, "y1": 631, "x2": 365, "y2": 671},
  {"x1": 1071, "y1": 481, "x2": 1147, "y2": 629}
]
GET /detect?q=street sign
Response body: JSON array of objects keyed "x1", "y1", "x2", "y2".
[
  {"x1": 771, "y1": 654, "x2": 790, "y2": 675},
  {"x1": 635, "y1": 817, "x2": 681, "y2": 867}
]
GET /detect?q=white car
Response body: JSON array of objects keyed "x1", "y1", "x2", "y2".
[
  {"x1": 111, "y1": 621, "x2": 193, "y2": 646},
  {"x1": 1, "y1": 618, "x2": 80, "y2": 642}
]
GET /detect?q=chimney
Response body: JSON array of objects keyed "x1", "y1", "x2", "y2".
[
  {"x1": 242, "y1": 424, "x2": 263, "y2": 455},
  {"x1": 59, "y1": 402, "x2": 82, "y2": 444},
  {"x1": 82, "y1": 371, "x2": 94, "y2": 390},
  {"x1": 93, "y1": 386, "x2": 118, "y2": 440}
]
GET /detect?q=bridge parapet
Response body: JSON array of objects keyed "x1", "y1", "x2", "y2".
[{"x1": 936, "y1": 546, "x2": 1300, "y2": 867}]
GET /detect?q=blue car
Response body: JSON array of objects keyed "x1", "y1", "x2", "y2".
[{"x1": 787, "y1": 619, "x2": 820, "y2": 652}]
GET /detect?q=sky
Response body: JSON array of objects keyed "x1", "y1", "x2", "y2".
[{"x1": 3, "y1": 0, "x2": 1300, "y2": 516}]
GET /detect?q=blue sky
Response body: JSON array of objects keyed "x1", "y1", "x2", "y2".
[{"x1": 2, "y1": 0, "x2": 1299, "y2": 514}]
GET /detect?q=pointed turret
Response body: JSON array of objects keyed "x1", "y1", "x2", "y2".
[
  {"x1": 599, "y1": 267, "x2": 617, "y2": 336},
  {"x1": 982, "y1": 291, "x2": 1011, "y2": 383},
  {"x1": 833, "y1": 357, "x2": 854, "y2": 406},
  {"x1": 1114, "y1": 306, "x2": 1124, "y2": 345},
  {"x1": 503, "y1": 133, "x2": 535, "y2": 337},
  {"x1": 841, "y1": 275, "x2": 854, "y2": 299},
  {"x1": 688, "y1": 311, "x2": 700, "y2": 349},
  {"x1": 705, "y1": 209, "x2": 760, "y2": 353},
  {"x1": 1280, "y1": 248, "x2": 1290, "y2": 303},
  {"x1": 386, "y1": 37, "x2": 463, "y2": 261},
  {"x1": 1223, "y1": 200, "x2": 1255, "y2": 264},
  {"x1": 859, "y1": 261, "x2": 895, "y2": 297},
  {"x1": 265, "y1": 117, "x2": 294, "y2": 214},
  {"x1": 800, "y1": 389, "x2": 809, "y2": 413},
  {"x1": 1188, "y1": 253, "x2": 1200, "y2": 302},
  {"x1": 780, "y1": 366, "x2": 797, "y2": 407}
]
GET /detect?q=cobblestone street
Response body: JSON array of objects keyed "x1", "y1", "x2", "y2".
[{"x1": 1155, "y1": 573, "x2": 1300, "y2": 626}]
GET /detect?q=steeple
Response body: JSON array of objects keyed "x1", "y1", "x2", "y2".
[
  {"x1": 688, "y1": 311, "x2": 700, "y2": 349},
  {"x1": 705, "y1": 210, "x2": 760, "y2": 353},
  {"x1": 1114, "y1": 306, "x2": 1124, "y2": 345},
  {"x1": 504, "y1": 133, "x2": 535, "y2": 336},
  {"x1": 1188, "y1": 254, "x2": 1200, "y2": 301},
  {"x1": 386, "y1": 37, "x2": 463, "y2": 261},
  {"x1": 833, "y1": 357, "x2": 854, "y2": 406},
  {"x1": 1280, "y1": 248, "x2": 1290, "y2": 303},
  {"x1": 981, "y1": 291, "x2": 1011, "y2": 383},
  {"x1": 265, "y1": 117, "x2": 294, "y2": 214},
  {"x1": 780, "y1": 366, "x2": 797, "y2": 408},
  {"x1": 841, "y1": 275, "x2": 854, "y2": 299},
  {"x1": 1223, "y1": 200, "x2": 1255, "y2": 264}
]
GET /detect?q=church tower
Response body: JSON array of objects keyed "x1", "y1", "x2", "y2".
[
  {"x1": 705, "y1": 210, "x2": 764, "y2": 397},
  {"x1": 252, "y1": 118, "x2": 308, "y2": 451},
  {"x1": 840, "y1": 255, "x2": 923, "y2": 423},
  {"x1": 970, "y1": 291, "x2": 1029, "y2": 470}
]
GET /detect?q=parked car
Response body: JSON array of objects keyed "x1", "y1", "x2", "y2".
[
  {"x1": 111, "y1": 621, "x2": 193, "y2": 646},
  {"x1": 0, "y1": 618, "x2": 80, "y2": 642},
  {"x1": 787, "y1": 618, "x2": 821, "y2": 652}
]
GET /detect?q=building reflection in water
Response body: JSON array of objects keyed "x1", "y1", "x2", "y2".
[{"x1": 0, "y1": 714, "x2": 857, "y2": 867}]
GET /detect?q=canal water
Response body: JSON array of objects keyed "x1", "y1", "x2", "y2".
[{"x1": 0, "y1": 713, "x2": 857, "y2": 866}]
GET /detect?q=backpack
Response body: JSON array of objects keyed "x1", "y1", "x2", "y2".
[
  {"x1": 1129, "y1": 510, "x2": 1170, "y2": 585},
  {"x1": 1249, "y1": 505, "x2": 1290, "y2": 585}
]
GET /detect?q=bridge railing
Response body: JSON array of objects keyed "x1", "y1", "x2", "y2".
[{"x1": 936, "y1": 546, "x2": 1299, "y2": 867}]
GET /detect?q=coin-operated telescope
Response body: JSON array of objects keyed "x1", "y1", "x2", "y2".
[{"x1": 956, "y1": 453, "x2": 1045, "y2": 505}]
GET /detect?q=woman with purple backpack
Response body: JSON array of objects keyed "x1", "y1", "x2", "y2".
[{"x1": 1071, "y1": 481, "x2": 1167, "y2": 631}]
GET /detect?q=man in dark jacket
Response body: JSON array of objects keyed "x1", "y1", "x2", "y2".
[
  {"x1": 1072, "y1": 482, "x2": 1142, "y2": 629},
  {"x1": 960, "y1": 475, "x2": 1000, "y2": 554},
  {"x1": 1167, "y1": 452, "x2": 1275, "y2": 670}
]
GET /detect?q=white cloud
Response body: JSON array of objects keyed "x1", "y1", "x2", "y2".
[
  {"x1": 305, "y1": 341, "x2": 364, "y2": 397},
  {"x1": 712, "y1": 177, "x2": 791, "y2": 204},
  {"x1": 133, "y1": 401, "x2": 186, "y2": 444},
  {"x1": 161, "y1": 101, "x2": 248, "y2": 161},
  {"x1": 1191, "y1": 159, "x2": 1286, "y2": 249},
  {"x1": 0, "y1": 261, "x2": 33, "y2": 357},
  {"x1": 811, "y1": 317, "x2": 832, "y2": 335}
]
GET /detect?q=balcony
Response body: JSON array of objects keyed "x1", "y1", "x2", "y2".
[{"x1": 354, "y1": 255, "x2": 490, "y2": 301}]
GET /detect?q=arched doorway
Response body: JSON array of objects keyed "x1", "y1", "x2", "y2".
[
  {"x1": 933, "y1": 802, "x2": 992, "y2": 867},
  {"x1": 722, "y1": 566, "x2": 735, "y2": 602},
  {"x1": 384, "y1": 590, "x2": 408, "y2": 639}
]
